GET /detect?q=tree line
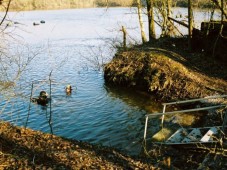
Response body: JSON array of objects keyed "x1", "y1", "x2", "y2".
[
  {"x1": 1, "y1": 0, "x2": 134, "y2": 10},
  {"x1": 0, "y1": 0, "x2": 221, "y2": 11}
]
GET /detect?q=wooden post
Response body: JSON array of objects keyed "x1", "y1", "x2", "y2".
[
  {"x1": 188, "y1": 0, "x2": 193, "y2": 51},
  {"x1": 121, "y1": 26, "x2": 127, "y2": 49}
]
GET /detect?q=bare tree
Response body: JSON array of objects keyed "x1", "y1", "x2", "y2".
[
  {"x1": 0, "y1": 0, "x2": 14, "y2": 93},
  {"x1": 0, "y1": 0, "x2": 39, "y2": 98},
  {"x1": 155, "y1": 0, "x2": 174, "y2": 37}
]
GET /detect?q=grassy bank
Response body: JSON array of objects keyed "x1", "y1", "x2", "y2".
[{"x1": 104, "y1": 38, "x2": 227, "y2": 101}]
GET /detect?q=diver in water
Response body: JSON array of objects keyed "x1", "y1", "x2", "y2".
[
  {"x1": 31, "y1": 91, "x2": 50, "y2": 106},
  {"x1": 65, "y1": 85, "x2": 72, "y2": 95}
]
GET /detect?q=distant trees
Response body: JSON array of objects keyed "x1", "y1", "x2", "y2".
[
  {"x1": 95, "y1": 0, "x2": 135, "y2": 7},
  {"x1": 1, "y1": 0, "x2": 136, "y2": 10},
  {"x1": 0, "y1": 0, "x2": 223, "y2": 11},
  {"x1": 172, "y1": 0, "x2": 210, "y2": 8}
]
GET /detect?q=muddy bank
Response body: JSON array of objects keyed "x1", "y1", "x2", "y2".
[{"x1": 104, "y1": 39, "x2": 227, "y2": 101}]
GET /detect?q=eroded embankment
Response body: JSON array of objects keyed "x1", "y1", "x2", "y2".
[{"x1": 104, "y1": 47, "x2": 227, "y2": 101}]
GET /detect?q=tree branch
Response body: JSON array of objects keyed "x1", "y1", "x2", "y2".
[{"x1": 0, "y1": 0, "x2": 12, "y2": 26}]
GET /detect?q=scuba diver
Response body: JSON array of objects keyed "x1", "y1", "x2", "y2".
[
  {"x1": 31, "y1": 91, "x2": 50, "y2": 106},
  {"x1": 65, "y1": 85, "x2": 72, "y2": 95}
]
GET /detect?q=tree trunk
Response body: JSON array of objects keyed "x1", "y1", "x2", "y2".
[
  {"x1": 160, "y1": 1, "x2": 167, "y2": 37},
  {"x1": 188, "y1": 0, "x2": 193, "y2": 50},
  {"x1": 166, "y1": 0, "x2": 175, "y2": 37},
  {"x1": 160, "y1": 0, "x2": 175, "y2": 37},
  {"x1": 146, "y1": 0, "x2": 156, "y2": 41},
  {"x1": 137, "y1": 0, "x2": 147, "y2": 43}
]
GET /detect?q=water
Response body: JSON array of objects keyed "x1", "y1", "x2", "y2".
[{"x1": 0, "y1": 7, "x2": 221, "y2": 155}]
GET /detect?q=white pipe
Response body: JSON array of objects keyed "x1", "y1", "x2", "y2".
[
  {"x1": 161, "y1": 104, "x2": 166, "y2": 128},
  {"x1": 144, "y1": 116, "x2": 149, "y2": 140}
]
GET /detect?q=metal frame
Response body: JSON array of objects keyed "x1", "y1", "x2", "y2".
[{"x1": 144, "y1": 95, "x2": 227, "y2": 140}]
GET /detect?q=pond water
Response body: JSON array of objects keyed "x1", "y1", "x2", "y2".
[{"x1": 0, "y1": 7, "x2": 221, "y2": 155}]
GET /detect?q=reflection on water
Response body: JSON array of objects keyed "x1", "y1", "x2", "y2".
[{"x1": 0, "y1": 7, "x2": 220, "y2": 155}]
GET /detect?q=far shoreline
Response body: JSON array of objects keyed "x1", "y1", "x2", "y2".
[{"x1": 0, "y1": 4, "x2": 218, "y2": 13}]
